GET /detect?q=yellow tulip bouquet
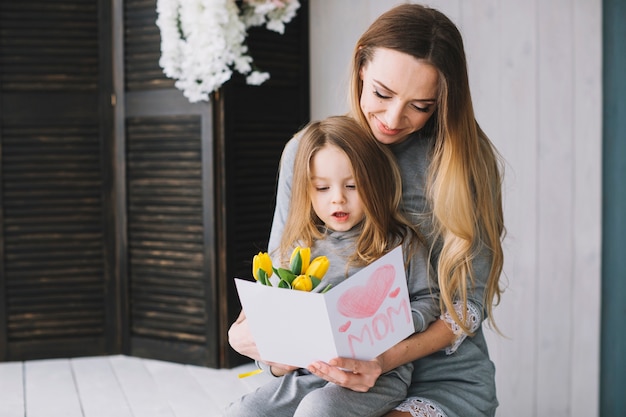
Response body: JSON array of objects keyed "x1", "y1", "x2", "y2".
[{"x1": 252, "y1": 247, "x2": 331, "y2": 293}]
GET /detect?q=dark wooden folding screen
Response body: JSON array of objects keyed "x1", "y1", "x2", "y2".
[
  {"x1": 0, "y1": 0, "x2": 117, "y2": 360},
  {"x1": 0, "y1": 0, "x2": 309, "y2": 368}
]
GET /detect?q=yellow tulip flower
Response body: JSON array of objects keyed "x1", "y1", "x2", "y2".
[
  {"x1": 252, "y1": 252, "x2": 273, "y2": 281},
  {"x1": 289, "y1": 246, "x2": 310, "y2": 274},
  {"x1": 306, "y1": 256, "x2": 330, "y2": 279},
  {"x1": 292, "y1": 275, "x2": 313, "y2": 291}
]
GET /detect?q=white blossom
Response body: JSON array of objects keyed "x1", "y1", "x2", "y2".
[
  {"x1": 242, "y1": 0, "x2": 300, "y2": 34},
  {"x1": 246, "y1": 71, "x2": 270, "y2": 85},
  {"x1": 156, "y1": 0, "x2": 300, "y2": 102}
]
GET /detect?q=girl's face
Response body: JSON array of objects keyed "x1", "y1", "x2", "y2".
[
  {"x1": 359, "y1": 47, "x2": 439, "y2": 145},
  {"x1": 309, "y1": 144, "x2": 365, "y2": 232}
]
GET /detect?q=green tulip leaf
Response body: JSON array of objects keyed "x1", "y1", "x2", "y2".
[
  {"x1": 276, "y1": 267, "x2": 296, "y2": 284},
  {"x1": 310, "y1": 276, "x2": 321, "y2": 288},
  {"x1": 278, "y1": 279, "x2": 291, "y2": 289},
  {"x1": 290, "y1": 252, "x2": 302, "y2": 275}
]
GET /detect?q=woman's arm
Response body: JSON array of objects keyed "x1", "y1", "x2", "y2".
[
  {"x1": 378, "y1": 318, "x2": 455, "y2": 371},
  {"x1": 307, "y1": 319, "x2": 455, "y2": 392},
  {"x1": 305, "y1": 246, "x2": 494, "y2": 391},
  {"x1": 267, "y1": 135, "x2": 301, "y2": 255}
]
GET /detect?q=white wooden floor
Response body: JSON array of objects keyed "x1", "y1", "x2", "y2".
[{"x1": 0, "y1": 355, "x2": 272, "y2": 417}]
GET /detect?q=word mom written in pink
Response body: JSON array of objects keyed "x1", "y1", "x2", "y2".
[{"x1": 336, "y1": 264, "x2": 412, "y2": 358}]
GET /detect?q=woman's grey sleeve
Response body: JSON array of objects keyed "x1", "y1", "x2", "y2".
[
  {"x1": 404, "y1": 242, "x2": 441, "y2": 333},
  {"x1": 267, "y1": 135, "x2": 301, "y2": 255},
  {"x1": 440, "y1": 241, "x2": 494, "y2": 354}
]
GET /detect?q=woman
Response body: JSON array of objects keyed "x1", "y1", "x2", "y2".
[{"x1": 229, "y1": 4, "x2": 505, "y2": 416}]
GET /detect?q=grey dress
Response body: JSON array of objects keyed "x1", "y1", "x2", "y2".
[
  {"x1": 267, "y1": 132, "x2": 498, "y2": 417},
  {"x1": 223, "y1": 225, "x2": 440, "y2": 417}
]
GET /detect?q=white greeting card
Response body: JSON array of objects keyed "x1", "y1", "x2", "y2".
[{"x1": 234, "y1": 246, "x2": 414, "y2": 368}]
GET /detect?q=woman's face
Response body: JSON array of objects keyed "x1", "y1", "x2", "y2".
[{"x1": 359, "y1": 48, "x2": 439, "y2": 145}]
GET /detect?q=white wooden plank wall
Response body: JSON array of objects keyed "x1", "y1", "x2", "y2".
[
  {"x1": 570, "y1": 0, "x2": 602, "y2": 413},
  {"x1": 0, "y1": 356, "x2": 270, "y2": 417},
  {"x1": 309, "y1": 1, "x2": 603, "y2": 416},
  {"x1": 536, "y1": 1, "x2": 576, "y2": 415}
]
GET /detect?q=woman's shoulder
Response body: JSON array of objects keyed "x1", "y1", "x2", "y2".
[
  {"x1": 282, "y1": 131, "x2": 302, "y2": 154},
  {"x1": 390, "y1": 131, "x2": 433, "y2": 152},
  {"x1": 279, "y1": 130, "x2": 305, "y2": 165}
]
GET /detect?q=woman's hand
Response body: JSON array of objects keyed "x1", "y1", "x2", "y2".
[{"x1": 307, "y1": 357, "x2": 383, "y2": 392}]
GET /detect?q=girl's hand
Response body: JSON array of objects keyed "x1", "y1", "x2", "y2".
[
  {"x1": 265, "y1": 362, "x2": 300, "y2": 376},
  {"x1": 307, "y1": 357, "x2": 383, "y2": 392},
  {"x1": 229, "y1": 311, "x2": 299, "y2": 375},
  {"x1": 228, "y1": 311, "x2": 262, "y2": 361}
]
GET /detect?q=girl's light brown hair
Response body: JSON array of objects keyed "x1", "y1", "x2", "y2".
[
  {"x1": 348, "y1": 4, "x2": 505, "y2": 334},
  {"x1": 279, "y1": 116, "x2": 416, "y2": 267}
]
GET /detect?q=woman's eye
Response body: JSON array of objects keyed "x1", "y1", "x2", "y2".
[
  {"x1": 412, "y1": 101, "x2": 436, "y2": 113},
  {"x1": 373, "y1": 89, "x2": 389, "y2": 99},
  {"x1": 412, "y1": 104, "x2": 431, "y2": 113}
]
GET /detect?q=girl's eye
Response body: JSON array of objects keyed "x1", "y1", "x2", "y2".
[
  {"x1": 345, "y1": 184, "x2": 356, "y2": 190},
  {"x1": 315, "y1": 186, "x2": 329, "y2": 192}
]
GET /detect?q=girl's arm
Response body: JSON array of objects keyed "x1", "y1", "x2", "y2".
[
  {"x1": 228, "y1": 310, "x2": 261, "y2": 361},
  {"x1": 229, "y1": 135, "x2": 299, "y2": 361},
  {"x1": 228, "y1": 311, "x2": 298, "y2": 375},
  {"x1": 228, "y1": 136, "x2": 303, "y2": 371},
  {"x1": 307, "y1": 319, "x2": 455, "y2": 392}
]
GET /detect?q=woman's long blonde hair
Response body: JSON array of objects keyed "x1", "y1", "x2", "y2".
[
  {"x1": 279, "y1": 116, "x2": 418, "y2": 268},
  {"x1": 349, "y1": 4, "x2": 505, "y2": 333}
]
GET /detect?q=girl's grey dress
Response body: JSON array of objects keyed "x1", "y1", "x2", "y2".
[
  {"x1": 223, "y1": 224, "x2": 440, "y2": 417},
  {"x1": 263, "y1": 133, "x2": 499, "y2": 417}
]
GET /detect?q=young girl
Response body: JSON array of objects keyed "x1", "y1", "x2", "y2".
[
  {"x1": 224, "y1": 116, "x2": 440, "y2": 417},
  {"x1": 230, "y1": 4, "x2": 506, "y2": 417}
]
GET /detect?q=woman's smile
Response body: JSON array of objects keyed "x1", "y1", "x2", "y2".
[{"x1": 360, "y1": 47, "x2": 439, "y2": 145}]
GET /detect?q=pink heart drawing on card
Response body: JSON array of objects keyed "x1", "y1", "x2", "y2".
[{"x1": 337, "y1": 264, "x2": 395, "y2": 318}]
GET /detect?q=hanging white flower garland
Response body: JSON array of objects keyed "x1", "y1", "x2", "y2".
[{"x1": 156, "y1": 0, "x2": 300, "y2": 103}]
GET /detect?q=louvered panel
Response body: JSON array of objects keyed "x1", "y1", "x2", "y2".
[
  {"x1": 126, "y1": 115, "x2": 207, "y2": 346},
  {"x1": 223, "y1": 6, "x2": 309, "y2": 282},
  {"x1": 229, "y1": 124, "x2": 296, "y2": 264},
  {"x1": 0, "y1": 0, "x2": 98, "y2": 91},
  {"x1": 124, "y1": 0, "x2": 173, "y2": 91},
  {"x1": 246, "y1": 26, "x2": 304, "y2": 85},
  {"x1": 1, "y1": 122, "x2": 106, "y2": 345}
]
